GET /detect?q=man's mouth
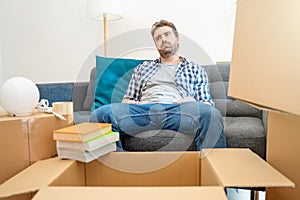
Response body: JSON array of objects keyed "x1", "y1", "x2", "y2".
[
  {"x1": 161, "y1": 45, "x2": 171, "y2": 50},
  {"x1": 161, "y1": 42, "x2": 171, "y2": 49}
]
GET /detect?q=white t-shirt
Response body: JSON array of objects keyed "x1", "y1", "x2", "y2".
[{"x1": 140, "y1": 62, "x2": 183, "y2": 104}]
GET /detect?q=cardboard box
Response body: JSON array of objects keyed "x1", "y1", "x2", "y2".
[
  {"x1": 32, "y1": 186, "x2": 228, "y2": 200},
  {"x1": 0, "y1": 149, "x2": 294, "y2": 199},
  {"x1": 229, "y1": 0, "x2": 300, "y2": 199},
  {"x1": 266, "y1": 111, "x2": 300, "y2": 200},
  {"x1": 228, "y1": 0, "x2": 300, "y2": 116},
  {"x1": 0, "y1": 110, "x2": 73, "y2": 196}
]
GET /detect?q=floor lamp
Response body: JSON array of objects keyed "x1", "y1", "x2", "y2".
[{"x1": 87, "y1": 0, "x2": 123, "y2": 57}]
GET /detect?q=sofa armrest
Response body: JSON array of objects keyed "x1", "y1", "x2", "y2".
[{"x1": 73, "y1": 82, "x2": 89, "y2": 112}]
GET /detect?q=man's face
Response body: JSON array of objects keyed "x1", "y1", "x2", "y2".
[{"x1": 153, "y1": 26, "x2": 179, "y2": 58}]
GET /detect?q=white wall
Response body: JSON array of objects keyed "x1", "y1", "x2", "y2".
[
  {"x1": 0, "y1": 0, "x2": 236, "y2": 84},
  {"x1": 0, "y1": 45, "x2": 3, "y2": 111}
]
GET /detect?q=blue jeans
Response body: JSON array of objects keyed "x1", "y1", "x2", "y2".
[{"x1": 90, "y1": 102, "x2": 226, "y2": 151}]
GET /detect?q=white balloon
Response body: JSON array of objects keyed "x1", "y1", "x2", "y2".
[{"x1": 0, "y1": 77, "x2": 40, "y2": 116}]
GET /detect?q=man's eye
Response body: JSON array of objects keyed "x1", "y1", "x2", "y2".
[{"x1": 155, "y1": 36, "x2": 161, "y2": 41}]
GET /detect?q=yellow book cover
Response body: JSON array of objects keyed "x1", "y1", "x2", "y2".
[
  {"x1": 56, "y1": 131, "x2": 119, "y2": 152},
  {"x1": 53, "y1": 122, "x2": 112, "y2": 142}
]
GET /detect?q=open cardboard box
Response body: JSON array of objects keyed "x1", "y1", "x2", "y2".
[
  {"x1": 0, "y1": 110, "x2": 73, "y2": 200},
  {"x1": 0, "y1": 110, "x2": 73, "y2": 186},
  {"x1": 0, "y1": 148, "x2": 294, "y2": 199}
]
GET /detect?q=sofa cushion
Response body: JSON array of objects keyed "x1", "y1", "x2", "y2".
[
  {"x1": 84, "y1": 56, "x2": 146, "y2": 111},
  {"x1": 223, "y1": 116, "x2": 266, "y2": 158},
  {"x1": 214, "y1": 98, "x2": 262, "y2": 118},
  {"x1": 122, "y1": 130, "x2": 196, "y2": 151}
]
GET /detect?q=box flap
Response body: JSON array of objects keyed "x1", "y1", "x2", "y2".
[
  {"x1": 32, "y1": 186, "x2": 228, "y2": 200},
  {"x1": 0, "y1": 157, "x2": 76, "y2": 198},
  {"x1": 201, "y1": 148, "x2": 295, "y2": 188}
]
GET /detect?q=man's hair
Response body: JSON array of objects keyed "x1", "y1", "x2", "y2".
[{"x1": 151, "y1": 20, "x2": 179, "y2": 38}]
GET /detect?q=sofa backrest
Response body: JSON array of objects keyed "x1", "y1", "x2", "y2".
[
  {"x1": 82, "y1": 67, "x2": 96, "y2": 111},
  {"x1": 81, "y1": 63, "x2": 262, "y2": 118},
  {"x1": 37, "y1": 83, "x2": 73, "y2": 107},
  {"x1": 203, "y1": 64, "x2": 261, "y2": 118}
]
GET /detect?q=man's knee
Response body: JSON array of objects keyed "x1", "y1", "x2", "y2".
[
  {"x1": 90, "y1": 104, "x2": 113, "y2": 122},
  {"x1": 198, "y1": 103, "x2": 222, "y2": 119},
  {"x1": 210, "y1": 106, "x2": 223, "y2": 123},
  {"x1": 190, "y1": 102, "x2": 221, "y2": 119}
]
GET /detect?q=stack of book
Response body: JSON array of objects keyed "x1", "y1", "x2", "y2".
[{"x1": 53, "y1": 122, "x2": 119, "y2": 163}]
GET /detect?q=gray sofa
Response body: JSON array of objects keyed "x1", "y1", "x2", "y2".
[{"x1": 37, "y1": 63, "x2": 267, "y2": 158}]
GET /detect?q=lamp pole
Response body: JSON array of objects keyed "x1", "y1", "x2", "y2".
[
  {"x1": 103, "y1": 13, "x2": 107, "y2": 57},
  {"x1": 87, "y1": 0, "x2": 123, "y2": 57}
]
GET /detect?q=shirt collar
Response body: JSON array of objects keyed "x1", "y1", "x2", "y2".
[{"x1": 155, "y1": 56, "x2": 187, "y2": 64}]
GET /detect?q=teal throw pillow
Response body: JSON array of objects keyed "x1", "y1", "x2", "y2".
[{"x1": 92, "y1": 56, "x2": 146, "y2": 111}]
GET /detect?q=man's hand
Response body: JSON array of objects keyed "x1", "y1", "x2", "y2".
[{"x1": 122, "y1": 98, "x2": 141, "y2": 104}]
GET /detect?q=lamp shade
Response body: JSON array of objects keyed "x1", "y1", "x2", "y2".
[
  {"x1": 0, "y1": 77, "x2": 40, "y2": 116},
  {"x1": 87, "y1": 0, "x2": 124, "y2": 21}
]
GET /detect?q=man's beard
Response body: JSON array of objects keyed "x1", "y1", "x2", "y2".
[{"x1": 158, "y1": 42, "x2": 179, "y2": 58}]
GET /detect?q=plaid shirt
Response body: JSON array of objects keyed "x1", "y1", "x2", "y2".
[{"x1": 124, "y1": 57, "x2": 214, "y2": 105}]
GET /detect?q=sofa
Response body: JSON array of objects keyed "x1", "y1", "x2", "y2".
[{"x1": 37, "y1": 61, "x2": 267, "y2": 158}]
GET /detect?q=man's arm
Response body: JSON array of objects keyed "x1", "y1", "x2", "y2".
[
  {"x1": 195, "y1": 67, "x2": 214, "y2": 106},
  {"x1": 122, "y1": 62, "x2": 145, "y2": 103},
  {"x1": 176, "y1": 96, "x2": 196, "y2": 103},
  {"x1": 177, "y1": 97, "x2": 212, "y2": 105},
  {"x1": 122, "y1": 98, "x2": 140, "y2": 104}
]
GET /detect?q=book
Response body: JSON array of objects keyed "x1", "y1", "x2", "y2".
[
  {"x1": 53, "y1": 122, "x2": 112, "y2": 142},
  {"x1": 57, "y1": 142, "x2": 117, "y2": 163},
  {"x1": 56, "y1": 131, "x2": 119, "y2": 152}
]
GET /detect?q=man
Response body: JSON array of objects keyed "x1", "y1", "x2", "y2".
[{"x1": 91, "y1": 20, "x2": 226, "y2": 151}]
